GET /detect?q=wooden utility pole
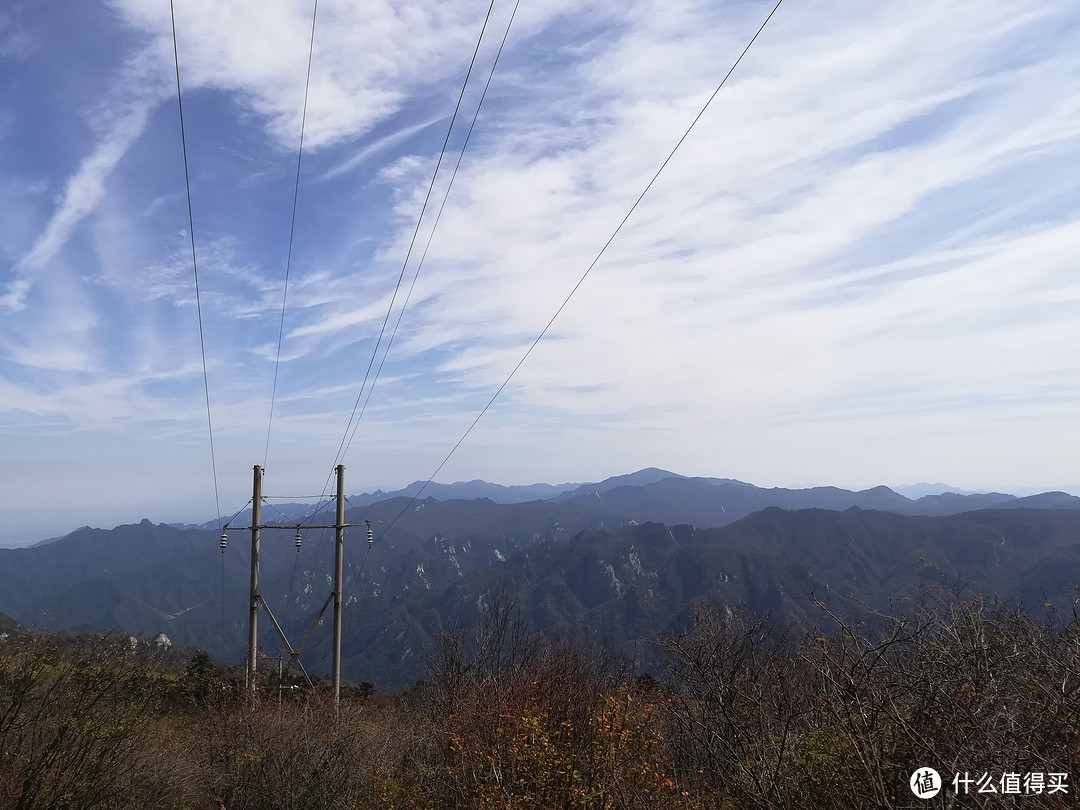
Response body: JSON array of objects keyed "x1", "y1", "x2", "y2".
[
  {"x1": 228, "y1": 463, "x2": 365, "y2": 705},
  {"x1": 247, "y1": 464, "x2": 262, "y2": 693},
  {"x1": 332, "y1": 464, "x2": 345, "y2": 704}
]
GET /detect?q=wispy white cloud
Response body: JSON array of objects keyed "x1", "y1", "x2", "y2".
[
  {"x1": 3, "y1": 42, "x2": 172, "y2": 311},
  {"x1": 4, "y1": 0, "x2": 1080, "y2": 531},
  {"x1": 320, "y1": 114, "x2": 448, "y2": 181},
  {"x1": 0, "y1": 279, "x2": 30, "y2": 312},
  {"x1": 322, "y1": 0, "x2": 1080, "y2": 488},
  {"x1": 111, "y1": 0, "x2": 582, "y2": 150}
]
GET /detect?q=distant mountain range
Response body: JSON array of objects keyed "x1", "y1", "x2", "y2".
[
  {"x1": 174, "y1": 467, "x2": 683, "y2": 529},
  {"x1": 168, "y1": 467, "x2": 1075, "y2": 532},
  {"x1": 2, "y1": 469, "x2": 1079, "y2": 687}
]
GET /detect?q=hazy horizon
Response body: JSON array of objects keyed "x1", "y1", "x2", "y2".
[{"x1": 3, "y1": 468, "x2": 1078, "y2": 548}]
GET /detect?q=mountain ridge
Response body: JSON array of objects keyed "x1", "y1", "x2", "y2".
[
  {"x1": 151, "y1": 468, "x2": 1074, "y2": 537},
  {"x1": 4, "y1": 470, "x2": 1080, "y2": 688}
]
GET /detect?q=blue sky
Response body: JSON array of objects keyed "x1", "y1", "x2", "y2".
[{"x1": 2, "y1": 0, "x2": 1080, "y2": 543}]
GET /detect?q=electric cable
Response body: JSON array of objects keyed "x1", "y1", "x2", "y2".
[
  {"x1": 280, "y1": 496, "x2": 335, "y2": 627},
  {"x1": 263, "y1": 489, "x2": 324, "y2": 642},
  {"x1": 326, "y1": 0, "x2": 502, "y2": 478},
  {"x1": 280, "y1": 531, "x2": 304, "y2": 633},
  {"x1": 170, "y1": 0, "x2": 227, "y2": 660},
  {"x1": 298, "y1": 0, "x2": 506, "y2": 607},
  {"x1": 256, "y1": 0, "x2": 322, "y2": 650},
  {"x1": 264, "y1": 0, "x2": 320, "y2": 471},
  {"x1": 170, "y1": 0, "x2": 222, "y2": 532},
  {"x1": 260, "y1": 499, "x2": 302, "y2": 526},
  {"x1": 340, "y1": 0, "x2": 522, "y2": 464},
  {"x1": 220, "y1": 499, "x2": 254, "y2": 530},
  {"x1": 373, "y1": 0, "x2": 786, "y2": 544}
]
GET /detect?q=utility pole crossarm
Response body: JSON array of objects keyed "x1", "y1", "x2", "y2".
[
  {"x1": 239, "y1": 464, "x2": 348, "y2": 708},
  {"x1": 228, "y1": 522, "x2": 368, "y2": 531}
]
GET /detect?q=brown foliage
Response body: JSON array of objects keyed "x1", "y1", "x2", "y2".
[
  {"x1": 0, "y1": 587, "x2": 1077, "y2": 809},
  {"x1": 414, "y1": 593, "x2": 696, "y2": 809},
  {"x1": 658, "y1": 589, "x2": 1080, "y2": 809},
  {"x1": 0, "y1": 633, "x2": 195, "y2": 810}
]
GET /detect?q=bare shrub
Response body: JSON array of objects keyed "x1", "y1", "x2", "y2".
[
  {"x1": 799, "y1": 585, "x2": 1080, "y2": 809},
  {"x1": 187, "y1": 688, "x2": 370, "y2": 810},
  {"x1": 0, "y1": 633, "x2": 194, "y2": 810},
  {"x1": 658, "y1": 602, "x2": 811, "y2": 809}
]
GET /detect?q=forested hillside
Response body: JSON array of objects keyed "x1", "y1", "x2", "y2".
[{"x1": 3, "y1": 476, "x2": 1080, "y2": 688}]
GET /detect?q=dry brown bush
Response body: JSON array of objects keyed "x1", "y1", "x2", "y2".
[
  {"x1": 2, "y1": 586, "x2": 1076, "y2": 810},
  {"x1": 0, "y1": 633, "x2": 194, "y2": 810}
]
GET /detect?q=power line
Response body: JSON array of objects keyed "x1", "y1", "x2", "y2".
[
  {"x1": 169, "y1": 0, "x2": 222, "y2": 532},
  {"x1": 256, "y1": 0, "x2": 321, "y2": 649},
  {"x1": 262, "y1": 2, "x2": 320, "y2": 470},
  {"x1": 374, "y1": 0, "x2": 786, "y2": 543},
  {"x1": 170, "y1": 0, "x2": 228, "y2": 661},
  {"x1": 341, "y1": 0, "x2": 522, "y2": 464},
  {"x1": 297, "y1": 0, "x2": 507, "y2": 599},
  {"x1": 327, "y1": 0, "x2": 503, "y2": 478},
  {"x1": 264, "y1": 0, "x2": 321, "y2": 470}
]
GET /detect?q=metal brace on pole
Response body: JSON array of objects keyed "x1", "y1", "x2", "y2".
[{"x1": 233, "y1": 463, "x2": 360, "y2": 704}]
